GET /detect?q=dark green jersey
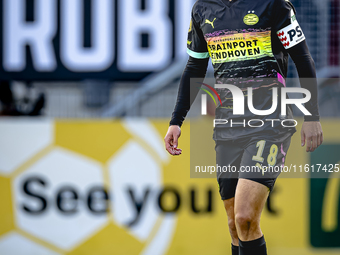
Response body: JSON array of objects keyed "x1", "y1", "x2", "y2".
[{"x1": 187, "y1": 0, "x2": 303, "y2": 140}]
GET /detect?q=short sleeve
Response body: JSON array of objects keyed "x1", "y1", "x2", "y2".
[
  {"x1": 273, "y1": 0, "x2": 306, "y2": 50},
  {"x1": 187, "y1": 11, "x2": 209, "y2": 59}
]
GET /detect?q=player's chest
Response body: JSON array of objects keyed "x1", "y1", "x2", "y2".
[{"x1": 198, "y1": 2, "x2": 273, "y2": 36}]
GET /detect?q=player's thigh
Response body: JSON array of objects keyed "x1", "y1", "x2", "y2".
[
  {"x1": 215, "y1": 140, "x2": 243, "y2": 200},
  {"x1": 239, "y1": 136, "x2": 292, "y2": 191},
  {"x1": 234, "y1": 178, "x2": 269, "y2": 221}
]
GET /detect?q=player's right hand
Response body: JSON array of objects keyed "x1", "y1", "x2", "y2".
[{"x1": 164, "y1": 125, "x2": 182, "y2": 156}]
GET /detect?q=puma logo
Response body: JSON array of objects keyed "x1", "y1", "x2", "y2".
[{"x1": 205, "y1": 18, "x2": 216, "y2": 29}]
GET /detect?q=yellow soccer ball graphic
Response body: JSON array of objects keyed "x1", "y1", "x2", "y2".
[{"x1": 0, "y1": 119, "x2": 175, "y2": 255}]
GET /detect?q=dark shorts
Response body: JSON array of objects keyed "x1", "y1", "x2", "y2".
[{"x1": 215, "y1": 135, "x2": 292, "y2": 200}]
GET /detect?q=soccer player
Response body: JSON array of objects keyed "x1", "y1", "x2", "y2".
[{"x1": 164, "y1": 0, "x2": 323, "y2": 254}]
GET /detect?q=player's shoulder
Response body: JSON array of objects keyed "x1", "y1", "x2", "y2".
[
  {"x1": 193, "y1": 0, "x2": 232, "y2": 11},
  {"x1": 191, "y1": 0, "x2": 219, "y2": 23},
  {"x1": 260, "y1": 0, "x2": 295, "y2": 17},
  {"x1": 192, "y1": 0, "x2": 218, "y2": 11},
  {"x1": 270, "y1": 0, "x2": 295, "y2": 10}
]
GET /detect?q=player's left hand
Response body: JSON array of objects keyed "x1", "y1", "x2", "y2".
[{"x1": 301, "y1": 121, "x2": 323, "y2": 152}]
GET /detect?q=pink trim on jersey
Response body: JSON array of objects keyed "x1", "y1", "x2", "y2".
[
  {"x1": 281, "y1": 143, "x2": 287, "y2": 167},
  {"x1": 277, "y1": 73, "x2": 286, "y2": 87}
]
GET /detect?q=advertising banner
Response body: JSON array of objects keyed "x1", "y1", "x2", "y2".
[{"x1": 0, "y1": 0, "x2": 195, "y2": 81}]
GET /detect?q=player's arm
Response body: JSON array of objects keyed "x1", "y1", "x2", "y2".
[
  {"x1": 274, "y1": 0, "x2": 323, "y2": 152},
  {"x1": 165, "y1": 12, "x2": 209, "y2": 156},
  {"x1": 164, "y1": 57, "x2": 208, "y2": 156},
  {"x1": 287, "y1": 41, "x2": 323, "y2": 152}
]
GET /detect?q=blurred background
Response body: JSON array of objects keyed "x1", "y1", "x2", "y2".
[{"x1": 0, "y1": 0, "x2": 340, "y2": 254}]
